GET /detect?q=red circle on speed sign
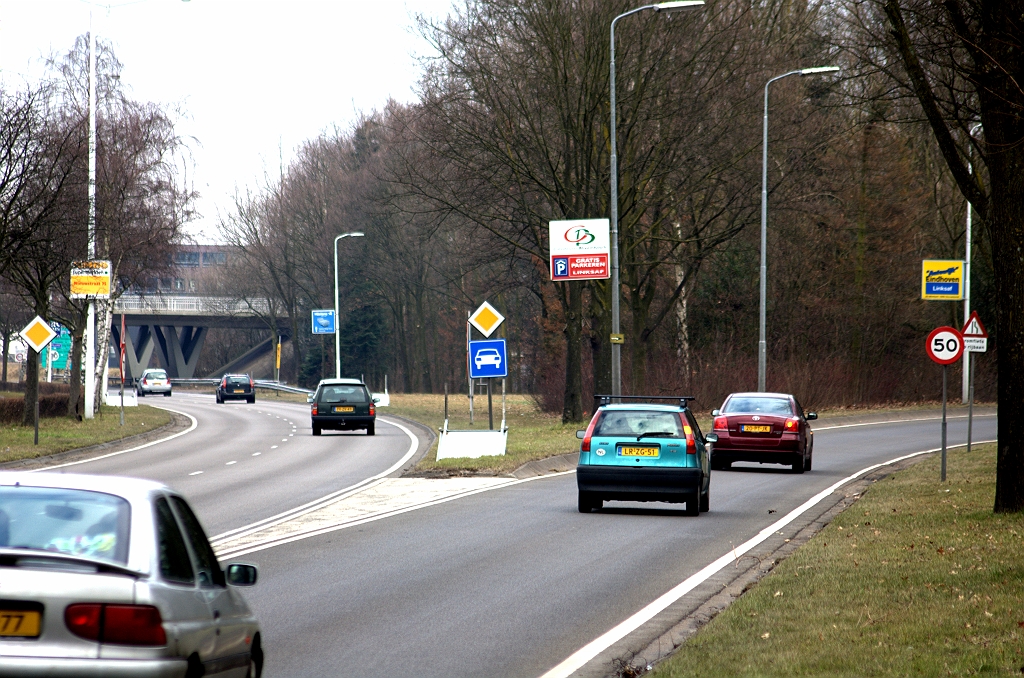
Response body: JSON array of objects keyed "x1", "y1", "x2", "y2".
[{"x1": 926, "y1": 326, "x2": 964, "y2": 365}]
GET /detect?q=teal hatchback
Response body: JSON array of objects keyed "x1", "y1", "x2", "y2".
[{"x1": 576, "y1": 396, "x2": 711, "y2": 515}]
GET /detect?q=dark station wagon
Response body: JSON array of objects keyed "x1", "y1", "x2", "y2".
[
  {"x1": 216, "y1": 375, "x2": 255, "y2": 404},
  {"x1": 309, "y1": 379, "x2": 377, "y2": 436}
]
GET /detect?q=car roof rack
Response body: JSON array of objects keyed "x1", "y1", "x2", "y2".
[{"x1": 593, "y1": 394, "x2": 695, "y2": 409}]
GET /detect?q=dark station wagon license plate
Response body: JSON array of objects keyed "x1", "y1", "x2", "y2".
[{"x1": 332, "y1": 406, "x2": 355, "y2": 413}]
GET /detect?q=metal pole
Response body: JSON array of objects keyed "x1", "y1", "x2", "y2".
[
  {"x1": 941, "y1": 364, "x2": 947, "y2": 482},
  {"x1": 967, "y1": 353, "x2": 975, "y2": 455},
  {"x1": 963, "y1": 122, "x2": 981, "y2": 403},
  {"x1": 34, "y1": 351, "x2": 40, "y2": 445},
  {"x1": 84, "y1": 11, "x2": 97, "y2": 419},
  {"x1": 333, "y1": 237, "x2": 341, "y2": 379},
  {"x1": 467, "y1": 313, "x2": 473, "y2": 425},
  {"x1": 758, "y1": 78, "x2": 771, "y2": 393},
  {"x1": 332, "y1": 232, "x2": 364, "y2": 379},
  {"x1": 501, "y1": 377, "x2": 506, "y2": 432},
  {"x1": 609, "y1": 14, "x2": 624, "y2": 397},
  {"x1": 487, "y1": 379, "x2": 493, "y2": 431}
]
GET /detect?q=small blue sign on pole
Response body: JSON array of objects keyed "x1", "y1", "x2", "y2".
[
  {"x1": 311, "y1": 309, "x2": 336, "y2": 335},
  {"x1": 469, "y1": 339, "x2": 508, "y2": 379}
]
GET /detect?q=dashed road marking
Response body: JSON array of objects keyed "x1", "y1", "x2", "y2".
[
  {"x1": 189, "y1": 471, "x2": 203, "y2": 476},
  {"x1": 226, "y1": 461, "x2": 237, "y2": 466},
  {"x1": 271, "y1": 446, "x2": 278, "y2": 449},
  {"x1": 252, "y1": 453, "x2": 261, "y2": 456}
]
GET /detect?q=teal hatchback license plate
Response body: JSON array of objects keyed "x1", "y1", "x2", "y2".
[{"x1": 619, "y1": 446, "x2": 659, "y2": 458}]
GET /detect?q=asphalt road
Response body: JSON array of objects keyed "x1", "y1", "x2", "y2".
[
  {"x1": 238, "y1": 414, "x2": 996, "y2": 678},
  {"x1": 53, "y1": 391, "x2": 416, "y2": 535},
  {"x1": 49, "y1": 398, "x2": 996, "y2": 677}
]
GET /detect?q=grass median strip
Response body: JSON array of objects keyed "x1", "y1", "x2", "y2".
[
  {"x1": 0, "y1": 405, "x2": 172, "y2": 465},
  {"x1": 650, "y1": 442, "x2": 1023, "y2": 677},
  {"x1": 385, "y1": 393, "x2": 580, "y2": 474}
]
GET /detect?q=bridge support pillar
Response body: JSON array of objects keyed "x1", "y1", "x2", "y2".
[
  {"x1": 153, "y1": 326, "x2": 208, "y2": 379},
  {"x1": 112, "y1": 324, "x2": 156, "y2": 383}
]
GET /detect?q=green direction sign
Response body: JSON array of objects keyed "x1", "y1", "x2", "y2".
[{"x1": 41, "y1": 323, "x2": 71, "y2": 369}]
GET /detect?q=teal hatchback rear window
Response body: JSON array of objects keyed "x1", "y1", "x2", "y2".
[{"x1": 593, "y1": 411, "x2": 683, "y2": 438}]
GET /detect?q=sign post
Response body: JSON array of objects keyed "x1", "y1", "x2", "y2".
[
  {"x1": 961, "y1": 311, "x2": 988, "y2": 455},
  {"x1": 468, "y1": 302, "x2": 506, "y2": 428},
  {"x1": 20, "y1": 317, "x2": 57, "y2": 446},
  {"x1": 926, "y1": 326, "x2": 964, "y2": 481}
]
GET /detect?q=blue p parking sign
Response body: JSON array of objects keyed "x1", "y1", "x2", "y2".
[{"x1": 469, "y1": 339, "x2": 508, "y2": 378}]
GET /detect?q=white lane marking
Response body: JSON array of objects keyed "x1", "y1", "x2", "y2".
[
  {"x1": 29, "y1": 406, "x2": 199, "y2": 472},
  {"x1": 210, "y1": 417, "x2": 419, "y2": 543},
  {"x1": 282, "y1": 438, "x2": 288, "y2": 442},
  {"x1": 271, "y1": 446, "x2": 278, "y2": 449},
  {"x1": 252, "y1": 453, "x2": 261, "y2": 457},
  {"x1": 226, "y1": 461, "x2": 237, "y2": 466},
  {"x1": 289, "y1": 434, "x2": 294, "y2": 437},
  {"x1": 189, "y1": 471, "x2": 203, "y2": 476},
  {"x1": 538, "y1": 438, "x2": 998, "y2": 678},
  {"x1": 816, "y1": 413, "x2": 996, "y2": 431}
]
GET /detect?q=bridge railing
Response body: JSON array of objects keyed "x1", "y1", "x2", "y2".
[{"x1": 114, "y1": 295, "x2": 271, "y2": 316}]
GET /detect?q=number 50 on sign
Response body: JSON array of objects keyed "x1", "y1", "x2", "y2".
[{"x1": 926, "y1": 326, "x2": 963, "y2": 365}]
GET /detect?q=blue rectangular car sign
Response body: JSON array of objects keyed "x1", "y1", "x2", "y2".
[
  {"x1": 469, "y1": 339, "x2": 508, "y2": 378},
  {"x1": 311, "y1": 309, "x2": 336, "y2": 334}
]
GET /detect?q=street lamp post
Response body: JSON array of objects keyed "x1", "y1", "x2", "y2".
[
  {"x1": 609, "y1": 0, "x2": 704, "y2": 397},
  {"x1": 758, "y1": 65, "x2": 839, "y2": 392},
  {"x1": 333, "y1": 232, "x2": 364, "y2": 378},
  {"x1": 962, "y1": 122, "x2": 981, "y2": 403}
]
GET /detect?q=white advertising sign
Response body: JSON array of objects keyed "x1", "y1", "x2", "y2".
[{"x1": 549, "y1": 219, "x2": 611, "y2": 281}]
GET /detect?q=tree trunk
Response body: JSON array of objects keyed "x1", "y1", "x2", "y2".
[
  {"x1": 22, "y1": 348, "x2": 39, "y2": 426},
  {"x1": 562, "y1": 281, "x2": 583, "y2": 423},
  {"x1": 68, "y1": 321, "x2": 85, "y2": 418},
  {"x1": 1, "y1": 330, "x2": 7, "y2": 385},
  {"x1": 987, "y1": 130, "x2": 1024, "y2": 513}
]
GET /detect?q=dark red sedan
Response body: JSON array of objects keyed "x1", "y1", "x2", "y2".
[{"x1": 707, "y1": 392, "x2": 816, "y2": 473}]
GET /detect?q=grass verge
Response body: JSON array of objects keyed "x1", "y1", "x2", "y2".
[
  {"x1": 0, "y1": 405, "x2": 173, "y2": 465},
  {"x1": 651, "y1": 442, "x2": 1023, "y2": 677}
]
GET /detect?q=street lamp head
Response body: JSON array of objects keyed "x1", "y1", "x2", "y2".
[
  {"x1": 799, "y1": 66, "x2": 840, "y2": 76},
  {"x1": 653, "y1": 1, "x2": 705, "y2": 13}
]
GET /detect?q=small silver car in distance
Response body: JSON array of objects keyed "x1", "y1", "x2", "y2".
[
  {"x1": 136, "y1": 369, "x2": 172, "y2": 397},
  {"x1": 0, "y1": 472, "x2": 262, "y2": 677}
]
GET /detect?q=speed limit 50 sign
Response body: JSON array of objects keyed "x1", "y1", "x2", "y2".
[{"x1": 926, "y1": 326, "x2": 964, "y2": 365}]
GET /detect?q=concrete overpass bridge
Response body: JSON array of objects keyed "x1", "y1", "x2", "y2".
[{"x1": 111, "y1": 295, "x2": 288, "y2": 381}]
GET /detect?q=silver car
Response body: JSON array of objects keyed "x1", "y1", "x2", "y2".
[
  {"x1": 137, "y1": 369, "x2": 172, "y2": 397},
  {"x1": 0, "y1": 473, "x2": 262, "y2": 677}
]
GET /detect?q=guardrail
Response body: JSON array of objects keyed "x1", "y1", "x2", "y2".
[{"x1": 170, "y1": 378, "x2": 313, "y2": 395}]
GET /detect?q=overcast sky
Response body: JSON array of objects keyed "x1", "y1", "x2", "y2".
[{"x1": 0, "y1": 0, "x2": 454, "y2": 242}]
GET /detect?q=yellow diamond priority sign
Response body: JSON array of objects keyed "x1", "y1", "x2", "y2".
[
  {"x1": 469, "y1": 301, "x2": 505, "y2": 338},
  {"x1": 20, "y1": 316, "x2": 57, "y2": 354}
]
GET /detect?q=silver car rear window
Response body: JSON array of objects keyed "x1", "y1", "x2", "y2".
[
  {"x1": 593, "y1": 411, "x2": 683, "y2": 438},
  {"x1": 0, "y1": 487, "x2": 131, "y2": 564},
  {"x1": 723, "y1": 397, "x2": 793, "y2": 415}
]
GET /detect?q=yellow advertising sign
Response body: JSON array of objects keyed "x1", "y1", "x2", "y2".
[
  {"x1": 921, "y1": 260, "x2": 964, "y2": 301},
  {"x1": 70, "y1": 260, "x2": 111, "y2": 299}
]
